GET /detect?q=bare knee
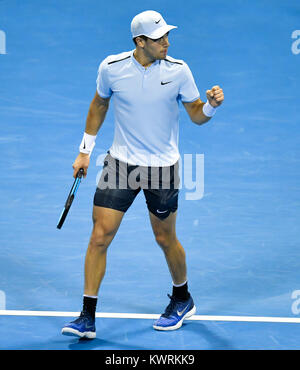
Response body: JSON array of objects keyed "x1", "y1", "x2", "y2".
[
  {"x1": 89, "y1": 206, "x2": 124, "y2": 252},
  {"x1": 154, "y1": 231, "x2": 176, "y2": 251},
  {"x1": 89, "y1": 223, "x2": 116, "y2": 252}
]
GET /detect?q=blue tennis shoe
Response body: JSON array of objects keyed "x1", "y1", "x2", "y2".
[
  {"x1": 153, "y1": 294, "x2": 196, "y2": 331},
  {"x1": 61, "y1": 311, "x2": 96, "y2": 339}
]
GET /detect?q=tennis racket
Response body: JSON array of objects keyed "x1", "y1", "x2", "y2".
[{"x1": 57, "y1": 168, "x2": 85, "y2": 229}]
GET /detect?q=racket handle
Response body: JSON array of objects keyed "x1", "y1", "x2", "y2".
[{"x1": 77, "y1": 168, "x2": 84, "y2": 178}]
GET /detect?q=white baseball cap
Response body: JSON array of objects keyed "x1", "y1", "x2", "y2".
[{"x1": 131, "y1": 10, "x2": 177, "y2": 40}]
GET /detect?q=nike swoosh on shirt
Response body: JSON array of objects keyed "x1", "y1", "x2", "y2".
[{"x1": 161, "y1": 81, "x2": 172, "y2": 85}]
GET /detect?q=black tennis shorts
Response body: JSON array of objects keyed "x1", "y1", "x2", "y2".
[{"x1": 94, "y1": 153, "x2": 180, "y2": 220}]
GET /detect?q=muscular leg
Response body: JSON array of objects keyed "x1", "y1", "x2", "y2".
[
  {"x1": 149, "y1": 211, "x2": 187, "y2": 285},
  {"x1": 150, "y1": 210, "x2": 196, "y2": 330},
  {"x1": 84, "y1": 206, "x2": 124, "y2": 296}
]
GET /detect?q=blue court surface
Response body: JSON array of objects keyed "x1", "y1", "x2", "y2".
[{"x1": 1, "y1": 0, "x2": 300, "y2": 350}]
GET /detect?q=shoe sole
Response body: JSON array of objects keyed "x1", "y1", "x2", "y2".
[
  {"x1": 153, "y1": 304, "x2": 197, "y2": 331},
  {"x1": 61, "y1": 327, "x2": 96, "y2": 339}
]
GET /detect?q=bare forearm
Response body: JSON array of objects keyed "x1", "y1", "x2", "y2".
[
  {"x1": 189, "y1": 101, "x2": 211, "y2": 125},
  {"x1": 183, "y1": 86, "x2": 224, "y2": 126},
  {"x1": 85, "y1": 93, "x2": 110, "y2": 135},
  {"x1": 73, "y1": 93, "x2": 110, "y2": 178},
  {"x1": 183, "y1": 100, "x2": 211, "y2": 126}
]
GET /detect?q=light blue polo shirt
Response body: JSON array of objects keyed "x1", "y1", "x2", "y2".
[{"x1": 96, "y1": 49, "x2": 200, "y2": 166}]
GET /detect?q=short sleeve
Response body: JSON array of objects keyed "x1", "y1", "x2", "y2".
[
  {"x1": 178, "y1": 62, "x2": 200, "y2": 103},
  {"x1": 96, "y1": 60, "x2": 112, "y2": 98}
]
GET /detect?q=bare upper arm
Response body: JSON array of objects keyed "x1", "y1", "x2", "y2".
[{"x1": 93, "y1": 90, "x2": 110, "y2": 109}]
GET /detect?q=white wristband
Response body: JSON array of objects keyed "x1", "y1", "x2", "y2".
[
  {"x1": 79, "y1": 132, "x2": 96, "y2": 156},
  {"x1": 203, "y1": 101, "x2": 217, "y2": 117}
]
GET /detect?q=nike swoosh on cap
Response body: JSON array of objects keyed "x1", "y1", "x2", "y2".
[
  {"x1": 161, "y1": 81, "x2": 172, "y2": 85},
  {"x1": 155, "y1": 19, "x2": 161, "y2": 24},
  {"x1": 157, "y1": 209, "x2": 168, "y2": 213}
]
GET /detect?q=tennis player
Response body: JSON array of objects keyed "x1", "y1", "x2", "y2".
[{"x1": 62, "y1": 10, "x2": 224, "y2": 339}]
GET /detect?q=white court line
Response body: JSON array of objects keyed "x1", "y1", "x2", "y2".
[{"x1": 0, "y1": 310, "x2": 300, "y2": 324}]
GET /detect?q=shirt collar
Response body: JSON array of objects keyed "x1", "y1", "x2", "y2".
[{"x1": 131, "y1": 49, "x2": 160, "y2": 72}]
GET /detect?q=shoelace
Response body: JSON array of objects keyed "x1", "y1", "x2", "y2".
[
  {"x1": 73, "y1": 311, "x2": 93, "y2": 324},
  {"x1": 161, "y1": 294, "x2": 179, "y2": 318}
]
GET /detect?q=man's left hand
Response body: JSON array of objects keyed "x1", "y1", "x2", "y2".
[{"x1": 206, "y1": 85, "x2": 224, "y2": 107}]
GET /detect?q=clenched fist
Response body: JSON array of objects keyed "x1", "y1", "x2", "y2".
[{"x1": 206, "y1": 85, "x2": 224, "y2": 107}]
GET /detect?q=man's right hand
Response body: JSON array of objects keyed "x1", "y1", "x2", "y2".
[{"x1": 72, "y1": 153, "x2": 90, "y2": 178}]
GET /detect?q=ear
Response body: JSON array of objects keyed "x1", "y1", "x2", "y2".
[{"x1": 135, "y1": 36, "x2": 146, "y2": 48}]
